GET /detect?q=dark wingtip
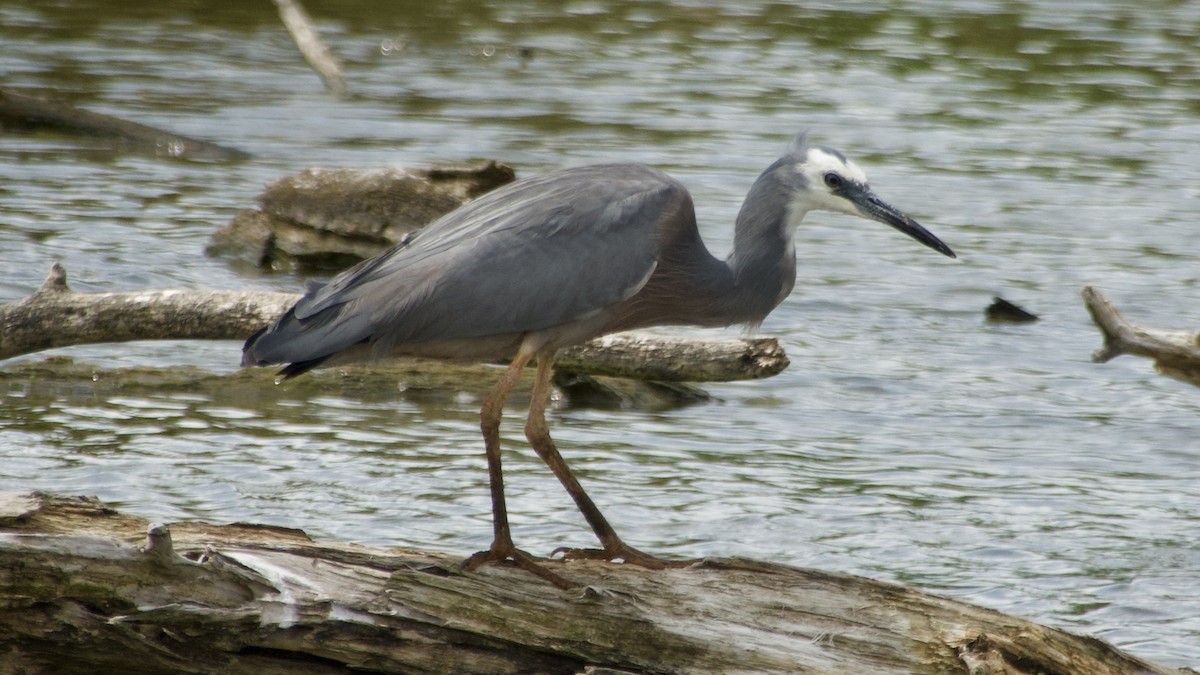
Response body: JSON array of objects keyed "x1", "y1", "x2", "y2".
[
  {"x1": 242, "y1": 309, "x2": 356, "y2": 379},
  {"x1": 241, "y1": 325, "x2": 270, "y2": 367},
  {"x1": 276, "y1": 357, "x2": 328, "y2": 379},
  {"x1": 242, "y1": 325, "x2": 329, "y2": 378}
]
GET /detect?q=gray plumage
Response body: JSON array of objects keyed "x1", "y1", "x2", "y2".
[
  {"x1": 242, "y1": 134, "x2": 955, "y2": 586},
  {"x1": 244, "y1": 136, "x2": 951, "y2": 374}
]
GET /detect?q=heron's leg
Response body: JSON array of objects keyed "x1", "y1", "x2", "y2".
[
  {"x1": 524, "y1": 352, "x2": 689, "y2": 570},
  {"x1": 461, "y1": 348, "x2": 573, "y2": 589}
]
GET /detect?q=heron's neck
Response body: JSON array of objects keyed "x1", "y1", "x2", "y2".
[
  {"x1": 621, "y1": 177, "x2": 799, "y2": 331},
  {"x1": 718, "y1": 187, "x2": 799, "y2": 324}
]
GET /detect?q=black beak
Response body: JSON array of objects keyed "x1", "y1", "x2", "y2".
[{"x1": 845, "y1": 184, "x2": 956, "y2": 259}]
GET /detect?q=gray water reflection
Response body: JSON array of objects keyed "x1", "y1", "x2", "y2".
[{"x1": 2, "y1": 0, "x2": 1199, "y2": 666}]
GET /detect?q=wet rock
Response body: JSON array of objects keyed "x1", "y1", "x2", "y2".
[
  {"x1": 208, "y1": 161, "x2": 515, "y2": 271},
  {"x1": 985, "y1": 297, "x2": 1039, "y2": 323}
]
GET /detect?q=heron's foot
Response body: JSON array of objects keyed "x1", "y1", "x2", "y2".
[
  {"x1": 552, "y1": 541, "x2": 695, "y2": 570},
  {"x1": 462, "y1": 540, "x2": 575, "y2": 589}
]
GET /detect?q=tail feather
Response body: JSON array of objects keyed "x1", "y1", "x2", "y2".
[
  {"x1": 276, "y1": 356, "x2": 331, "y2": 379},
  {"x1": 242, "y1": 295, "x2": 375, "y2": 377},
  {"x1": 240, "y1": 325, "x2": 271, "y2": 367}
]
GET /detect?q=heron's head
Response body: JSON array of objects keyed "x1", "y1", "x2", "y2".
[{"x1": 786, "y1": 137, "x2": 956, "y2": 258}]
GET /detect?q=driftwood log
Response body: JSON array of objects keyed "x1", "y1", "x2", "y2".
[
  {"x1": 0, "y1": 264, "x2": 789, "y2": 385},
  {"x1": 1082, "y1": 286, "x2": 1200, "y2": 386},
  {"x1": 0, "y1": 491, "x2": 1187, "y2": 675},
  {"x1": 0, "y1": 87, "x2": 248, "y2": 162},
  {"x1": 207, "y1": 162, "x2": 517, "y2": 269}
]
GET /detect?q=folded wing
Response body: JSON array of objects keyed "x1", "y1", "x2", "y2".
[{"x1": 243, "y1": 164, "x2": 691, "y2": 371}]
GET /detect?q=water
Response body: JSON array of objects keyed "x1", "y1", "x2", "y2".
[{"x1": 2, "y1": 0, "x2": 1199, "y2": 666}]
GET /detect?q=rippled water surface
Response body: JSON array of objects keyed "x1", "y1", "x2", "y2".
[{"x1": 2, "y1": 0, "x2": 1199, "y2": 667}]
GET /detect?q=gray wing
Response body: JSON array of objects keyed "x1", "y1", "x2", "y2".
[{"x1": 244, "y1": 163, "x2": 691, "y2": 368}]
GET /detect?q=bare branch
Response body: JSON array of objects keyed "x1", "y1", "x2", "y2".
[
  {"x1": 557, "y1": 332, "x2": 789, "y2": 382},
  {"x1": 1, "y1": 264, "x2": 788, "y2": 382},
  {"x1": 1082, "y1": 285, "x2": 1200, "y2": 385},
  {"x1": 272, "y1": 0, "x2": 349, "y2": 97},
  {"x1": 0, "y1": 264, "x2": 295, "y2": 360}
]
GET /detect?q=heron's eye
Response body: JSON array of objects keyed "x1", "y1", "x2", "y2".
[{"x1": 823, "y1": 172, "x2": 843, "y2": 190}]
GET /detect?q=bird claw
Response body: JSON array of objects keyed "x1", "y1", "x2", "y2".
[
  {"x1": 551, "y1": 543, "x2": 694, "y2": 570},
  {"x1": 462, "y1": 542, "x2": 576, "y2": 589}
]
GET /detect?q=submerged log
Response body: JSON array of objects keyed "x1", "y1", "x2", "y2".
[
  {"x1": 207, "y1": 162, "x2": 516, "y2": 270},
  {"x1": 0, "y1": 264, "x2": 788, "y2": 384},
  {"x1": 1082, "y1": 286, "x2": 1200, "y2": 386},
  {"x1": 0, "y1": 491, "x2": 1186, "y2": 674},
  {"x1": 0, "y1": 87, "x2": 249, "y2": 162}
]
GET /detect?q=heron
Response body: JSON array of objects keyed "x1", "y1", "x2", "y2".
[{"x1": 243, "y1": 134, "x2": 955, "y2": 588}]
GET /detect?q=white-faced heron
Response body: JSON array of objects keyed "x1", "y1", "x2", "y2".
[{"x1": 243, "y1": 134, "x2": 956, "y2": 587}]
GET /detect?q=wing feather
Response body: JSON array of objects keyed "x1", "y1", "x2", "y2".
[{"x1": 244, "y1": 163, "x2": 690, "y2": 367}]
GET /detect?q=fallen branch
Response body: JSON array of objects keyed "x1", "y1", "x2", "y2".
[
  {"x1": 1082, "y1": 286, "x2": 1200, "y2": 385},
  {"x1": 0, "y1": 491, "x2": 1184, "y2": 675},
  {"x1": 272, "y1": 0, "x2": 349, "y2": 97},
  {"x1": 0, "y1": 87, "x2": 249, "y2": 162},
  {"x1": 0, "y1": 264, "x2": 294, "y2": 361},
  {"x1": 556, "y1": 332, "x2": 787, "y2": 383},
  {"x1": 0, "y1": 264, "x2": 788, "y2": 382}
]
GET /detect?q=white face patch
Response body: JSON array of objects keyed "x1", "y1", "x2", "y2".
[
  {"x1": 789, "y1": 147, "x2": 871, "y2": 222},
  {"x1": 806, "y1": 148, "x2": 868, "y2": 184}
]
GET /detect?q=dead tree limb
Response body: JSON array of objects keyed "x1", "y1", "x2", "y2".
[
  {"x1": 0, "y1": 264, "x2": 295, "y2": 361},
  {"x1": 0, "y1": 87, "x2": 249, "y2": 161},
  {"x1": 555, "y1": 332, "x2": 787, "y2": 383},
  {"x1": 0, "y1": 491, "x2": 1186, "y2": 675},
  {"x1": 0, "y1": 264, "x2": 788, "y2": 382},
  {"x1": 1082, "y1": 286, "x2": 1200, "y2": 385},
  {"x1": 272, "y1": 0, "x2": 349, "y2": 97}
]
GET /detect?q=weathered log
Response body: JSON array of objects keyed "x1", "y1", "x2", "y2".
[
  {"x1": 0, "y1": 87, "x2": 249, "y2": 162},
  {"x1": 272, "y1": 0, "x2": 349, "y2": 96},
  {"x1": 0, "y1": 264, "x2": 789, "y2": 383},
  {"x1": 206, "y1": 162, "x2": 516, "y2": 269},
  {"x1": 0, "y1": 491, "x2": 1186, "y2": 675},
  {"x1": 0, "y1": 264, "x2": 295, "y2": 361},
  {"x1": 555, "y1": 332, "x2": 787, "y2": 383},
  {"x1": 1082, "y1": 286, "x2": 1200, "y2": 385}
]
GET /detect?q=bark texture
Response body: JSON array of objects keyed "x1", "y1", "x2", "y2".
[
  {"x1": 0, "y1": 264, "x2": 789, "y2": 383},
  {"x1": 273, "y1": 0, "x2": 349, "y2": 96},
  {"x1": 1082, "y1": 285, "x2": 1200, "y2": 385},
  {"x1": 0, "y1": 492, "x2": 1187, "y2": 675},
  {"x1": 206, "y1": 163, "x2": 516, "y2": 269}
]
